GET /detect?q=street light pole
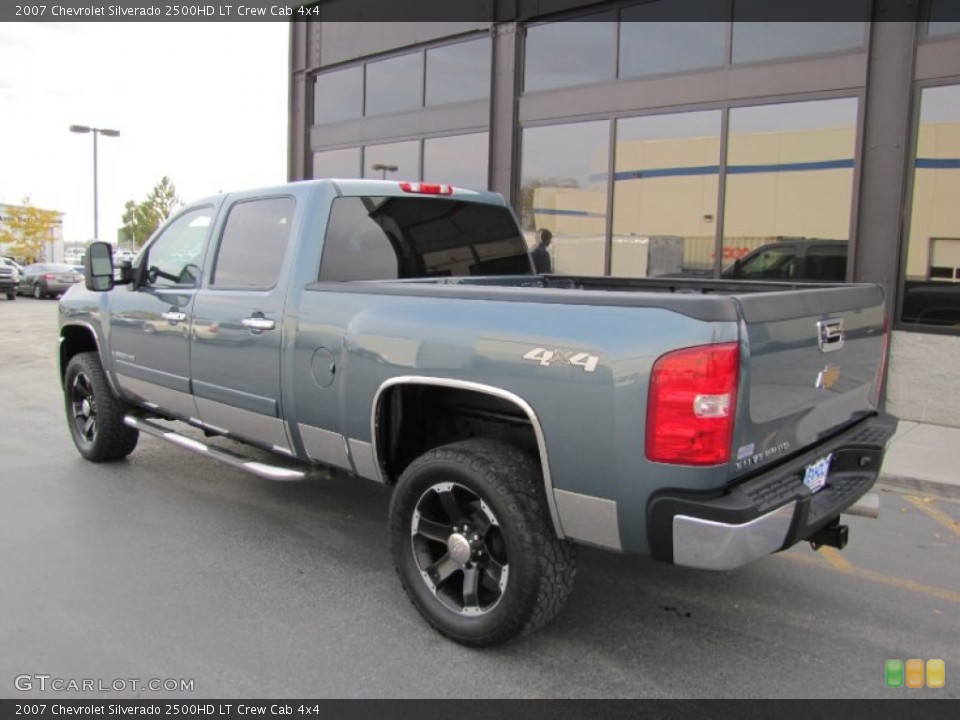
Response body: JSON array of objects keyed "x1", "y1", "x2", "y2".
[
  {"x1": 371, "y1": 163, "x2": 398, "y2": 180},
  {"x1": 69, "y1": 124, "x2": 120, "y2": 242}
]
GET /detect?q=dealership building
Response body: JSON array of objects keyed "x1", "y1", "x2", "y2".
[{"x1": 288, "y1": 1, "x2": 960, "y2": 426}]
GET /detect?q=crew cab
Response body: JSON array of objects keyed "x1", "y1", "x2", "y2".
[{"x1": 59, "y1": 179, "x2": 896, "y2": 646}]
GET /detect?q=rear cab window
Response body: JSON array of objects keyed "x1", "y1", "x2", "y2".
[{"x1": 318, "y1": 196, "x2": 533, "y2": 282}]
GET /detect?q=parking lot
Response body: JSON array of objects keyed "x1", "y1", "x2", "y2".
[{"x1": 1, "y1": 297, "x2": 957, "y2": 699}]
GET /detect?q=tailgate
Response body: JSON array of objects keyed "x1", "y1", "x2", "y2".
[{"x1": 729, "y1": 284, "x2": 886, "y2": 479}]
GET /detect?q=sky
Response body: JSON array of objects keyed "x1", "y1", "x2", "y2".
[{"x1": 0, "y1": 22, "x2": 289, "y2": 246}]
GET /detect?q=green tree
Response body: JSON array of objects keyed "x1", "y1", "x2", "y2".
[
  {"x1": 121, "y1": 176, "x2": 181, "y2": 248},
  {"x1": 0, "y1": 196, "x2": 62, "y2": 262}
]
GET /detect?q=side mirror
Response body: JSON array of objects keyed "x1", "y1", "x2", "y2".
[{"x1": 84, "y1": 242, "x2": 115, "y2": 292}]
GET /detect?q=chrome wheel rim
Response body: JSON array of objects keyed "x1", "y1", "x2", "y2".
[{"x1": 411, "y1": 482, "x2": 509, "y2": 617}]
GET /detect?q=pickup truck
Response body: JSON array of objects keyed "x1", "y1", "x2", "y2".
[{"x1": 59, "y1": 179, "x2": 896, "y2": 646}]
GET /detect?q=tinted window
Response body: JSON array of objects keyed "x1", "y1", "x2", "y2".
[
  {"x1": 423, "y1": 133, "x2": 489, "y2": 190},
  {"x1": 212, "y1": 197, "x2": 296, "y2": 289},
  {"x1": 426, "y1": 38, "x2": 491, "y2": 106},
  {"x1": 805, "y1": 243, "x2": 848, "y2": 282},
  {"x1": 143, "y1": 207, "x2": 214, "y2": 288},
  {"x1": 902, "y1": 85, "x2": 960, "y2": 328},
  {"x1": 928, "y1": 0, "x2": 960, "y2": 37},
  {"x1": 313, "y1": 147, "x2": 362, "y2": 179},
  {"x1": 319, "y1": 196, "x2": 531, "y2": 281},
  {"x1": 520, "y1": 120, "x2": 610, "y2": 275},
  {"x1": 314, "y1": 66, "x2": 363, "y2": 125},
  {"x1": 736, "y1": 245, "x2": 797, "y2": 280},
  {"x1": 363, "y1": 140, "x2": 420, "y2": 181},
  {"x1": 524, "y1": 14, "x2": 616, "y2": 93},
  {"x1": 611, "y1": 110, "x2": 721, "y2": 277},
  {"x1": 722, "y1": 98, "x2": 858, "y2": 275},
  {"x1": 732, "y1": 0, "x2": 866, "y2": 64},
  {"x1": 619, "y1": 1, "x2": 728, "y2": 79},
  {"x1": 365, "y1": 53, "x2": 422, "y2": 116}
]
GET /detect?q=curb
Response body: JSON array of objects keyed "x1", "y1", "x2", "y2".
[{"x1": 878, "y1": 474, "x2": 960, "y2": 501}]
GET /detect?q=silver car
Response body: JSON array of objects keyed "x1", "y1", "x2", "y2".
[{"x1": 18, "y1": 263, "x2": 83, "y2": 299}]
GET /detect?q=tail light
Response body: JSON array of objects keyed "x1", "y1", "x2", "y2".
[
  {"x1": 43, "y1": 273, "x2": 55, "y2": 281},
  {"x1": 399, "y1": 182, "x2": 453, "y2": 195},
  {"x1": 646, "y1": 342, "x2": 740, "y2": 466}
]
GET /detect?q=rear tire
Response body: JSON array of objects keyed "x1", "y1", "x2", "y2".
[
  {"x1": 5, "y1": 292, "x2": 13, "y2": 301},
  {"x1": 64, "y1": 352, "x2": 139, "y2": 461},
  {"x1": 389, "y1": 439, "x2": 577, "y2": 646},
  {"x1": 32, "y1": 283, "x2": 42, "y2": 299}
]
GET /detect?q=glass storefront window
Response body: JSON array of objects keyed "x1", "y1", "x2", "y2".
[
  {"x1": 619, "y1": 1, "x2": 728, "y2": 79},
  {"x1": 314, "y1": 66, "x2": 363, "y2": 125},
  {"x1": 928, "y1": 0, "x2": 960, "y2": 37},
  {"x1": 611, "y1": 110, "x2": 721, "y2": 277},
  {"x1": 722, "y1": 98, "x2": 858, "y2": 281},
  {"x1": 363, "y1": 140, "x2": 420, "y2": 182},
  {"x1": 426, "y1": 38, "x2": 491, "y2": 106},
  {"x1": 520, "y1": 121, "x2": 610, "y2": 275},
  {"x1": 902, "y1": 85, "x2": 960, "y2": 328},
  {"x1": 423, "y1": 133, "x2": 489, "y2": 190},
  {"x1": 365, "y1": 53, "x2": 423, "y2": 116},
  {"x1": 732, "y1": 0, "x2": 866, "y2": 64},
  {"x1": 524, "y1": 13, "x2": 616, "y2": 93},
  {"x1": 313, "y1": 147, "x2": 362, "y2": 179}
]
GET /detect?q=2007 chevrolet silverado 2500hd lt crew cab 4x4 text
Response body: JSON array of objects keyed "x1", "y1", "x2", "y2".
[{"x1": 59, "y1": 180, "x2": 896, "y2": 646}]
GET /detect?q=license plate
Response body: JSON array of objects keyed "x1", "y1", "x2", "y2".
[{"x1": 803, "y1": 454, "x2": 832, "y2": 494}]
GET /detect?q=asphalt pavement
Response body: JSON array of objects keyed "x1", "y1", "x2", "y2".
[{"x1": 1, "y1": 298, "x2": 957, "y2": 699}]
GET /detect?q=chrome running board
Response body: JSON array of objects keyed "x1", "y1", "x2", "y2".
[{"x1": 124, "y1": 415, "x2": 307, "y2": 482}]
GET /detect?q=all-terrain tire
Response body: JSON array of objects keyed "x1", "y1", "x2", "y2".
[
  {"x1": 389, "y1": 438, "x2": 577, "y2": 647},
  {"x1": 64, "y1": 351, "x2": 139, "y2": 462}
]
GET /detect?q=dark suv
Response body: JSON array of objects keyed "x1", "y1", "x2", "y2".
[{"x1": 724, "y1": 240, "x2": 847, "y2": 282}]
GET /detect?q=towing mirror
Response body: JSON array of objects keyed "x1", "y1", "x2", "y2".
[{"x1": 84, "y1": 241, "x2": 115, "y2": 292}]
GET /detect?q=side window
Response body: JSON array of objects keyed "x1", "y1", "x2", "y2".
[
  {"x1": 319, "y1": 197, "x2": 400, "y2": 282},
  {"x1": 143, "y1": 207, "x2": 214, "y2": 288},
  {"x1": 804, "y1": 244, "x2": 847, "y2": 282},
  {"x1": 211, "y1": 197, "x2": 296, "y2": 289},
  {"x1": 739, "y1": 245, "x2": 797, "y2": 280}
]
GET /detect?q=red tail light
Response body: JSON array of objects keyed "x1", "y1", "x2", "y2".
[
  {"x1": 646, "y1": 342, "x2": 740, "y2": 466},
  {"x1": 399, "y1": 182, "x2": 453, "y2": 195},
  {"x1": 43, "y1": 273, "x2": 55, "y2": 281}
]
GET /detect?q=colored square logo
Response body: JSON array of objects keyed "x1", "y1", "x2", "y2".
[
  {"x1": 906, "y1": 659, "x2": 925, "y2": 688},
  {"x1": 885, "y1": 659, "x2": 904, "y2": 688},
  {"x1": 927, "y1": 659, "x2": 945, "y2": 689}
]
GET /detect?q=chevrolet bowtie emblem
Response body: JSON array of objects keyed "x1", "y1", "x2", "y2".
[{"x1": 815, "y1": 364, "x2": 841, "y2": 390}]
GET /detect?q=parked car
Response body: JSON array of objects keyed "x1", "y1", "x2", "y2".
[
  {"x1": 0, "y1": 257, "x2": 20, "y2": 300},
  {"x1": 18, "y1": 263, "x2": 83, "y2": 299},
  {"x1": 723, "y1": 240, "x2": 848, "y2": 282},
  {"x1": 59, "y1": 180, "x2": 895, "y2": 646}
]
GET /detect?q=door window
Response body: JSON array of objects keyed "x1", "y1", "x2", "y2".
[
  {"x1": 142, "y1": 207, "x2": 214, "y2": 288},
  {"x1": 211, "y1": 197, "x2": 296, "y2": 289}
]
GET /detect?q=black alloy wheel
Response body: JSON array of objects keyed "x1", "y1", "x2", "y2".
[{"x1": 63, "y1": 352, "x2": 139, "y2": 461}]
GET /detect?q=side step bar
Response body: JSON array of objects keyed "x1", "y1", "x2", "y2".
[{"x1": 124, "y1": 415, "x2": 308, "y2": 482}]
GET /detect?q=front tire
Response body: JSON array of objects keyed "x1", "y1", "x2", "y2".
[
  {"x1": 389, "y1": 439, "x2": 577, "y2": 646},
  {"x1": 64, "y1": 352, "x2": 139, "y2": 461}
]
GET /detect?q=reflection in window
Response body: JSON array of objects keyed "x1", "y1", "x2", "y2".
[
  {"x1": 313, "y1": 147, "x2": 362, "y2": 179},
  {"x1": 145, "y1": 207, "x2": 213, "y2": 288},
  {"x1": 732, "y1": 0, "x2": 866, "y2": 64},
  {"x1": 426, "y1": 38, "x2": 491, "y2": 106},
  {"x1": 363, "y1": 140, "x2": 420, "y2": 182},
  {"x1": 521, "y1": 121, "x2": 610, "y2": 275},
  {"x1": 423, "y1": 133, "x2": 489, "y2": 190},
  {"x1": 524, "y1": 14, "x2": 616, "y2": 93},
  {"x1": 611, "y1": 110, "x2": 721, "y2": 277},
  {"x1": 928, "y1": 0, "x2": 960, "y2": 37},
  {"x1": 365, "y1": 53, "x2": 422, "y2": 116},
  {"x1": 314, "y1": 66, "x2": 363, "y2": 125},
  {"x1": 902, "y1": 85, "x2": 960, "y2": 328},
  {"x1": 619, "y1": 1, "x2": 728, "y2": 79},
  {"x1": 722, "y1": 98, "x2": 858, "y2": 279}
]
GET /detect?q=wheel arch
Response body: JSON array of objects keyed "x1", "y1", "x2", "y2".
[
  {"x1": 59, "y1": 323, "x2": 105, "y2": 388},
  {"x1": 371, "y1": 376, "x2": 565, "y2": 539}
]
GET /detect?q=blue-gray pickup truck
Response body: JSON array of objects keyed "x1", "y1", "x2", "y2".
[{"x1": 59, "y1": 179, "x2": 896, "y2": 646}]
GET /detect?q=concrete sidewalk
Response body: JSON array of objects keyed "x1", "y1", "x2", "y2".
[{"x1": 879, "y1": 420, "x2": 960, "y2": 499}]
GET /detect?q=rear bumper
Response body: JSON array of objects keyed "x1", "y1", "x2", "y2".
[{"x1": 647, "y1": 413, "x2": 898, "y2": 570}]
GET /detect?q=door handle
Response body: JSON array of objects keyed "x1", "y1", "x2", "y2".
[
  {"x1": 241, "y1": 316, "x2": 276, "y2": 332},
  {"x1": 161, "y1": 311, "x2": 187, "y2": 323}
]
